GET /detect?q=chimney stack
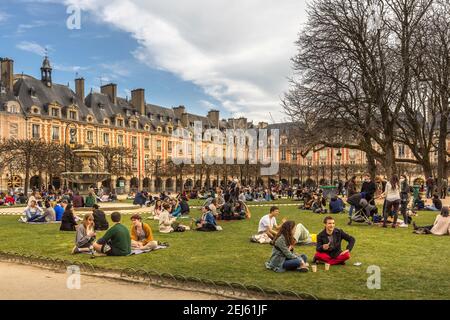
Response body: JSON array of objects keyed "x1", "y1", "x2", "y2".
[
  {"x1": 131, "y1": 88, "x2": 146, "y2": 115},
  {"x1": 1, "y1": 58, "x2": 14, "y2": 93},
  {"x1": 173, "y1": 105, "x2": 186, "y2": 119},
  {"x1": 75, "y1": 78, "x2": 85, "y2": 101},
  {"x1": 101, "y1": 83, "x2": 117, "y2": 105},
  {"x1": 181, "y1": 113, "x2": 189, "y2": 127},
  {"x1": 207, "y1": 110, "x2": 220, "y2": 128}
]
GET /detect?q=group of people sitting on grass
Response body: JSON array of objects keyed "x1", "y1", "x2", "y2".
[
  {"x1": 71, "y1": 212, "x2": 170, "y2": 256},
  {"x1": 265, "y1": 215, "x2": 356, "y2": 272}
]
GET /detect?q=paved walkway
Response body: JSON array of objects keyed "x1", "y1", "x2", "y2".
[{"x1": 0, "y1": 261, "x2": 222, "y2": 300}]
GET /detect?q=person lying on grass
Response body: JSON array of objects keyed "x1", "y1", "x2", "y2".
[
  {"x1": 130, "y1": 214, "x2": 158, "y2": 251},
  {"x1": 72, "y1": 213, "x2": 96, "y2": 254},
  {"x1": 265, "y1": 221, "x2": 309, "y2": 273},
  {"x1": 92, "y1": 212, "x2": 131, "y2": 256},
  {"x1": 314, "y1": 216, "x2": 355, "y2": 266},
  {"x1": 194, "y1": 205, "x2": 219, "y2": 231},
  {"x1": 413, "y1": 206, "x2": 450, "y2": 235}
]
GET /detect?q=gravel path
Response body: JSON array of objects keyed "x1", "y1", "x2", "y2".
[{"x1": 0, "y1": 261, "x2": 223, "y2": 300}]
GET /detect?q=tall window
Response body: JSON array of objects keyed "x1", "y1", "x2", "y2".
[
  {"x1": 168, "y1": 141, "x2": 173, "y2": 153},
  {"x1": 9, "y1": 123, "x2": 19, "y2": 139},
  {"x1": 132, "y1": 136, "x2": 137, "y2": 147},
  {"x1": 292, "y1": 149, "x2": 297, "y2": 161},
  {"x1": 144, "y1": 138, "x2": 150, "y2": 149},
  {"x1": 69, "y1": 110, "x2": 77, "y2": 120},
  {"x1": 398, "y1": 144, "x2": 406, "y2": 158},
  {"x1": 144, "y1": 154, "x2": 150, "y2": 170},
  {"x1": 86, "y1": 131, "x2": 94, "y2": 143},
  {"x1": 117, "y1": 118, "x2": 124, "y2": 127},
  {"x1": 132, "y1": 155, "x2": 138, "y2": 169},
  {"x1": 51, "y1": 108, "x2": 59, "y2": 117},
  {"x1": 32, "y1": 124, "x2": 40, "y2": 139},
  {"x1": 156, "y1": 140, "x2": 162, "y2": 152},
  {"x1": 281, "y1": 149, "x2": 286, "y2": 161},
  {"x1": 52, "y1": 126, "x2": 60, "y2": 140},
  {"x1": 103, "y1": 132, "x2": 110, "y2": 145},
  {"x1": 117, "y1": 134, "x2": 124, "y2": 146}
]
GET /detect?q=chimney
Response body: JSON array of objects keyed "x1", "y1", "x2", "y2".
[
  {"x1": 238, "y1": 117, "x2": 247, "y2": 128},
  {"x1": 181, "y1": 112, "x2": 189, "y2": 127},
  {"x1": 131, "y1": 88, "x2": 145, "y2": 115},
  {"x1": 1, "y1": 58, "x2": 14, "y2": 93},
  {"x1": 173, "y1": 105, "x2": 186, "y2": 119},
  {"x1": 207, "y1": 110, "x2": 220, "y2": 128},
  {"x1": 258, "y1": 122, "x2": 268, "y2": 129},
  {"x1": 101, "y1": 83, "x2": 117, "y2": 105},
  {"x1": 75, "y1": 78, "x2": 85, "y2": 101}
]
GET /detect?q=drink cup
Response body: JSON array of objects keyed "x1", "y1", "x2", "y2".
[
  {"x1": 311, "y1": 264, "x2": 317, "y2": 273},
  {"x1": 325, "y1": 263, "x2": 330, "y2": 271}
]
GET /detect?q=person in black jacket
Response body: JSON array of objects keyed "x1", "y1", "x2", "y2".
[
  {"x1": 60, "y1": 204, "x2": 77, "y2": 231},
  {"x1": 179, "y1": 196, "x2": 190, "y2": 216},
  {"x1": 361, "y1": 174, "x2": 377, "y2": 205},
  {"x1": 314, "y1": 216, "x2": 355, "y2": 265},
  {"x1": 92, "y1": 204, "x2": 109, "y2": 231}
]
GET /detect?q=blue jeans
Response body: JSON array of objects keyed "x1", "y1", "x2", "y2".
[
  {"x1": 424, "y1": 205, "x2": 439, "y2": 211},
  {"x1": 27, "y1": 214, "x2": 46, "y2": 223},
  {"x1": 282, "y1": 254, "x2": 307, "y2": 271},
  {"x1": 348, "y1": 205, "x2": 355, "y2": 218}
]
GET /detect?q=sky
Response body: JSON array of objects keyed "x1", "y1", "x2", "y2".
[{"x1": 0, "y1": 0, "x2": 308, "y2": 122}]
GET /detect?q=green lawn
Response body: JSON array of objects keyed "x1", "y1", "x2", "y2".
[{"x1": 0, "y1": 203, "x2": 449, "y2": 300}]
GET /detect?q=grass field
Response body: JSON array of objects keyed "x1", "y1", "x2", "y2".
[{"x1": 0, "y1": 202, "x2": 449, "y2": 300}]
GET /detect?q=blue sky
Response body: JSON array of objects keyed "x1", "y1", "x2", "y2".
[{"x1": 0, "y1": 0, "x2": 307, "y2": 122}]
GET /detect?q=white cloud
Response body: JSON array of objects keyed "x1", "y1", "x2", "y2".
[
  {"x1": 53, "y1": 63, "x2": 89, "y2": 73},
  {"x1": 16, "y1": 20, "x2": 48, "y2": 33},
  {"x1": 0, "y1": 11, "x2": 10, "y2": 23},
  {"x1": 64, "y1": 0, "x2": 307, "y2": 121},
  {"x1": 16, "y1": 41, "x2": 50, "y2": 56}
]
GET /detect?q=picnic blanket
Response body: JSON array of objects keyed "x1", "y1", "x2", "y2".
[{"x1": 130, "y1": 245, "x2": 168, "y2": 255}]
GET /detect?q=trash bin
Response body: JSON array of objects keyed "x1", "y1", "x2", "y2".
[
  {"x1": 320, "y1": 186, "x2": 338, "y2": 199},
  {"x1": 412, "y1": 185, "x2": 420, "y2": 202}
]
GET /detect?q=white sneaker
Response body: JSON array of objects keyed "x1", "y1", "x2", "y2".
[
  {"x1": 399, "y1": 223, "x2": 408, "y2": 228},
  {"x1": 18, "y1": 216, "x2": 27, "y2": 223}
]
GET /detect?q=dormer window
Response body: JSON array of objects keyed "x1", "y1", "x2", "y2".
[
  {"x1": 31, "y1": 106, "x2": 40, "y2": 114},
  {"x1": 104, "y1": 119, "x2": 110, "y2": 125},
  {"x1": 130, "y1": 120, "x2": 138, "y2": 129},
  {"x1": 148, "y1": 113, "x2": 154, "y2": 120},
  {"x1": 29, "y1": 87, "x2": 37, "y2": 97},
  {"x1": 86, "y1": 115, "x2": 94, "y2": 123},
  {"x1": 157, "y1": 126, "x2": 162, "y2": 133},
  {"x1": 159, "y1": 115, "x2": 164, "y2": 122},
  {"x1": 51, "y1": 108, "x2": 60, "y2": 117},
  {"x1": 98, "y1": 103, "x2": 105, "y2": 109},
  {"x1": 144, "y1": 124, "x2": 150, "y2": 131},
  {"x1": 167, "y1": 126, "x2": 173, "y2": 134},
  {"x1": 69, "y1": 110, "x2": 77, "y2": 120},
  {"x1": 117, "y1": 118, "x2": 124, "y2": 127}
]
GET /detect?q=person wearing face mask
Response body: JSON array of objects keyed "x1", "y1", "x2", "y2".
[{"x1": 399, "y1": 175, "x2": 410, "y2": 227}]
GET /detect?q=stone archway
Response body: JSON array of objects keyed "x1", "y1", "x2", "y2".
[
  {"x1": 30, "y1": 176, "x2": 42, "y2": 190},
  {"x1": 166, "y1": 178, "x2": 174, "y2": 192},
  {"x1": 143, "y1": 178, "x2": 151, "y2": 191}
]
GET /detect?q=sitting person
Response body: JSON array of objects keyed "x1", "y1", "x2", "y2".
[
  {"x1": 413, "y1": 206, "x2": 450, "y2": 235},
  {"x1": 253, "y1": 206, "x2": 285, "y2": 243},
  {"x1": 92, "y1": 204, "x2": 109, "y2": 231},
  {"x1": 159, "y1": 203, "x2": 177, "y2": 233},
  {"x1": 72, "y1": 192, "x2": 84, "y2": 208},
  {"x1": 85, "y1": 192, "x2": 97, "y2": 208},
  {"x1": 21, "y1": 200, "x2": 49, "y2": 223},
  {"x1": 54, "y1": 200, "x2": 67, "y2": 222},
  {"x1": 219, "y1": 201, "x2": 234, "y2": 220},
  {"x1": 171, "y1": 199, "x2": 182, "y2": 218},
  {"x1": 311, "y1": 196, "x2": 327, "y2": 214},
  {"x1": 92, "y1": 212, "x2": 131, "y2": 256},
  {"x1": 43, "y1": 200, "x2": 56, "y2": 222},
  {"x1": 233, "y1": 201, "x2": 248, "y2": 220},
  {"x1": 424, "y1": 194, "x2": 442, "y2": 211},
  {"x1": 265, "y1": 221, "x2": 309, "y2": 272},
  {"x1": 60, "y1": 204, "x2": 77, "y2": 231},
  {"x1": 329, "y1": 196, "x2": 345, "y2": 214},
  {"x1": 179, "y1": 196, "x2": 190, "y2": 216},
  {"x1": 414, "y1": 194, "x2": 425, "y2": 210},
  {"x1": 130, "y1": 214, "x2": 158, "y2": 251},
  {"x1": 314, "y1": 216, "x2": 355, "y2": 265},
  {"x1": 99, "y1": 193, "x2": 110, "y2": 202},
  {"x1": 194, "y1": 205, "x2": 218, "y2": 231},
  {"x1": 72, "y1": 214, "x2": 96, "y2": 254}
]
